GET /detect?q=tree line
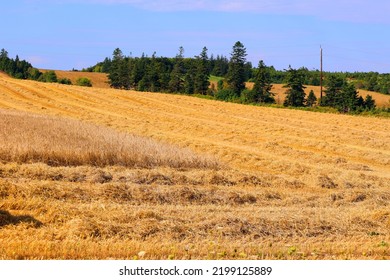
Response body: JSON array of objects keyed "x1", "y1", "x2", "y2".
[
  {"x1": 87, "y1": 47, "x2": 390, "y2": 96},
  {"x1": 281, "y1": 67, "x2": 376, "y2": 112},
  {"x1": 0, "y1": 48, "x2": 40, "y2": 80},
  {"x1": 333, "y1": 71, "x2": 390, "y2": 95},
  {"x1": 85, "y1": 53, "x2": 233, "y2": 79},
  {"x1": 87, "y1": 46, "x2": 253, "y2": 95},
  {"x1": 0, "y1": 49, "x2": 61, "y2": 83},
  {"x1": 91, "y1": 42, "x2": 378, "y2": 113},
  {"x1": 0, "y1": 48, "x2": 92, "y2": 86},
  {"x1": 252, "y1": 68, "x2": 390, "y2": 95},
  {"x1": 1, "y1": 44, "x2": 386, "y2": 114}
]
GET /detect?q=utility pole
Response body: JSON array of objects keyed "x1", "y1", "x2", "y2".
[{"x1": 320, "y1": 46, "x2": 323, "y2": 100}]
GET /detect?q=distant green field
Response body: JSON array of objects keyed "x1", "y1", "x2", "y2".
[{"x1": 209, "y1": 75, "x2": 224, "y2": 82}]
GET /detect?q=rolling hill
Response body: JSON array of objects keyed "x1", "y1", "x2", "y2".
[
  {"x1": 0, "y1": 72, "x2": 389, "y2": 259},
  {"x1": 46, "y1": 70, "x2": 390, "y2": 107}
]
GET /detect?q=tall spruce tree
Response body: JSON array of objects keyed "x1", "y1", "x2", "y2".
[
  {"x1": 306, "y1": 90, "x2": 317, "y2": 107},
  {"x1": 0, "y1": 48, "x2": 8, "y2": 59},
  {"x1": 184, "y1": 69, "x2": 195, "y2": 94},
  {"x1": 364, "y1": 94, "x2": 376, "y2": 110},
  {"x1": 108, "y1": 48, "x2": 125, "y2": 89},
  {"x1": 283, "y1": 66, "x2": 306, "y2": 107},
  {"x1": 227, "y1": 41, "x2": 247, "y2": 97},
  {"x1": 148, "y1": 52, "x2": 161, "y2": 92},
  {"x1": 119, "y1": 57, "x2": 131, "y2": 89},
  {"x1": 169, "y1": 46, "x2": 185, "y2": 93},
  {"x1": 194, "y1": 46, "x2": 210, "y2": 95},
  {"x1": 252, "y1": 60, "x2": 274, "y2": 103},
  {"x1": 322, "y1": 74, "x2": 344, "y2": 107},
  {"x1": 337, "y1": 83, "x2": 359, "y2": 112},
  {"x1": 211, "y1": 55, "x2": 229, "y2": 77},
  {"x1": 132, "y1": 54, "x2": 151, "y2": 90}
]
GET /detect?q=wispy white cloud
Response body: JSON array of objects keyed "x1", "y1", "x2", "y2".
[
  {"x1": 26, "y1": 0, "x2": 390, "y2": 23},
  {"x1": 26, "y1": 55, "x2": 48, "y2": 66}
]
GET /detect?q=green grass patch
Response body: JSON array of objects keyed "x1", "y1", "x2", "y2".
[
  {"x1": 192, "y1": 94, "x2": 215, "y2": 100},
  {"x1": 209, "y1": 75, "x2": 224, "y2": 82}
]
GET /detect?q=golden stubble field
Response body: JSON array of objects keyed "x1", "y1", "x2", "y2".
[
  {"x1": 0, "y1": 72, "x2": 389, "y2": 259},
  {"x1": 40, "y1": 70, "x2": 111, "y2": 89}
]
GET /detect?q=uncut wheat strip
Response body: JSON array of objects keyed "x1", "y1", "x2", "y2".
[{"x1": 0, "y1": 110, "x2": 219, "y2": 169}]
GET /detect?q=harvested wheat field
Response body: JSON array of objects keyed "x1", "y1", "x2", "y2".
[
  {"x1": 0, "y1": 72, "x2": 389, "y2": 260},
  {"x1": 40, "y1": 70, "x2": 110, "y2": 89}
]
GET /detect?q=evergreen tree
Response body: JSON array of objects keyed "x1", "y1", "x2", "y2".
[
  {"x1": 364, "y1": 94, "x2": 376, "y2": 110},
  {"x1": 148, "y1": 53, "x2": 161, "y2": 92},
  {"x1": 217, "y1": 79, "x2": 224, "y2": 91},
  {"x1": 244, "y1": 61, "x2": 254, "y2": 81},
  {"x1": 108, "y1": 48, "x2": 125, "y2": 89},
  {"x1": 240, "y1": 89, "x2": 258, "y2": 104},
  {"x1": 135, "y1": 55, "x2": 152, "y2": 91},
  {"x1": 210, "y1": 55, "x2": 229, "y2": 77},
  {"x1": 364, "y1": 73, "x2": 378, "y2": 91},
  {"x1": 184, "y1": 70, "x2": 195, "y2": 94},
  {"x1": 306, "y1": 90, "x2": 317, "y2": 107},
  {"x1": 159, "y1": 57, "x2": 173, "y2": 92},
  {"x1": 101, "y1": 57, "x2": 112, "y2": 73},
  {"x1": 194, "y1": 47, "x2": 210, "y2": 95},
  {"x1": 252, "y1": 60, "x2": 274, "y2": 103},
  {"x1": 169, "y1": 47, "x2": 185, "y2": 93},
  {"x1": 119, "y1": 57, "x2": 131, "y2": 89},
  {"x1": 283, "y1": 66, "x2": 306, "y2": 107},
  {"x1": 227, "y1": 41, "x2": 247, "y2": 97},
  {"x1": 131, "y1": 56, "x2": 146, "y2": 89},
  {"x1": 0, "y1": 48, "x2": 9, "y2": 71},
  {"x1": 357, "y1": 96, "x2": 365, "y2": 108},
  {"x1": 322, "y1": 74, "x2": 344, "y2": 106},
  {"x1": 337, "y1": 83, "x2": 359, "y2": 112},
  {"x1": 0, "y1": 48, "x2": 8, "y2": 59}
]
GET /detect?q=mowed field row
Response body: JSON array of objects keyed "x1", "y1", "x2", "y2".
[{"x1": 0, "y1": 72, "x2": 389, "y2": 187}]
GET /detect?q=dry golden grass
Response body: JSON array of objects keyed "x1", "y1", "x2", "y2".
[
  {"x1": 0, "y1": 73, "x2": 389, "y2": 260},
  {"x1": 0, "y1": 110, "x2": 218, "y2": 169}
]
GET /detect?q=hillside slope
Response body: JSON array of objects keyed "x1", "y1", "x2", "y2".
[
  {"x1": 0, "y1": 73, "x2": 389, "y2": 259},
  {"x1": 0, "y1": 73, "x2": 389, "y2": 182},
  {"x1": 40, "y1": 70, "x2": 110, "y2": 89},
  {"x1": 44, "y1": 70, "x2": 390, "y2": 107}
]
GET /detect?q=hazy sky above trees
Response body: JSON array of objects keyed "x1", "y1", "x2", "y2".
[{"x1": 3, "y1": 0, "x2": 389, "y2": 72}]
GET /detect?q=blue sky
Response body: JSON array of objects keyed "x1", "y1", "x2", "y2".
[{"x1": 2, "y1": 0, "x2": 390, "y2": 72}]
